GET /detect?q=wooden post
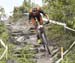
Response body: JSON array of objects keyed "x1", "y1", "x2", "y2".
[
  {"x1": 61, "y1": 47, "x2": 63, "y2": 59},
  {"x1": 6, "y1": 46, "x2": 8, "y2": 60}
]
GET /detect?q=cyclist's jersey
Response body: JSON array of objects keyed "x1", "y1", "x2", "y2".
[{"x1": 29, "y1": 8, "x2": 46, "y2": 20}]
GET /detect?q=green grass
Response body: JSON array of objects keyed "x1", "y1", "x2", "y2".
[
  {"x1": 46, "y1": 24, "x2": 75, "y2": 62},
  {"x1": 61, "y1": 46, "x2": 75, "y2": 63}
]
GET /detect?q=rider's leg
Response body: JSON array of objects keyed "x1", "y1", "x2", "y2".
[
  {"x1": 31, "y1": 18, "x2": 38, "y2": 31},
  {"x1": 31, "y1": 18, "x2": 36, "y2": 28},
  {"x1": 31, "y1": 18, "x2": 41, "y2": 44},
  {"x1": 29, "y1": 18, "x2": 37, "y2": 33},
  {"x1": 38, "y1": 17, "x2": 43, "y2": 25},
  {"x1": 37, "y1": 17, "x2": 43, "y2": 44},
  {"x1": 37, "y1": 33, "x2": 42, "y2": 44}
]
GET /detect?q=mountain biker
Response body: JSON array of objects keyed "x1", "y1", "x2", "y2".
[{"x1": 29, "y1": 6, "x2": 49, "y2": 44}]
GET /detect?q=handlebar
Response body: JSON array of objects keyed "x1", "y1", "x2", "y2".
[{"x1": 43, "y1": 20, "x2": 50, "y2": 25}]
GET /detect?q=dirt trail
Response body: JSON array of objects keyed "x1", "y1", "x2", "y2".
[
  {"x1": 28, "y1": 34, "x2": 54, "y2": 63},
  {"x1": 6, "y1": 19, "x2": 59, "y2": 63}
]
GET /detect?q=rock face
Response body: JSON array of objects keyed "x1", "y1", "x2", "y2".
[
  {"x1": 7, "y1": 17, "x2": 33, "y2": 45},
  {"x1": 6, "y1": 59, "x2": 18, "y2": 63}
]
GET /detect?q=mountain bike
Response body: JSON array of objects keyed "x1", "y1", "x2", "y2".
[{"x1": 36, "y1": 20, "x2": 51, "y2": 55}]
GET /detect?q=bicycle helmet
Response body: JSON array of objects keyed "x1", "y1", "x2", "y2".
[{"x1": 32, "y1": 7, "x2": 37, "y2": 12}]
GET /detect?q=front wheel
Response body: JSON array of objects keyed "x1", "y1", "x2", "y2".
[{"x1": 41, "y1": 33, "x2": 51, "y2": 55}]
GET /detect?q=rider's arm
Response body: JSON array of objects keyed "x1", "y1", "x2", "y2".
[
  {"x1": 40, "y1": 10, "x2": 49, "y2": 20},
  {"x1": 44, "y1": 14, "x2": 50, "y2": 24},
  {"x1": 29, "y1": 13, "x2": 31, "y2": 23},
  {"x1": 29, "y1": 9, "x2": 32, "y2": 22},
  {"x1": 45, "y1": 14, "x2": 49, "y2": 20},
  {"x1": 40, "y1": 10, "x2": 49, "y2": 24}
]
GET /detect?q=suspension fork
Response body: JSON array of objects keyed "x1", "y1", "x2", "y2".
[{"x1": 40, "y1": 27, "x2": 51, "y2": 55}]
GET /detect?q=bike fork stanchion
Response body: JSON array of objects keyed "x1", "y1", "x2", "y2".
[{"x1": 41, "y1": 33, "x2": 51, "y2": 55}]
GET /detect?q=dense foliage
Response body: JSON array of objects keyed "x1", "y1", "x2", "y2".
[
  {"x1": 12, "y1": 0, "x2": 31, "y2": 21},
  {"x1": 43, "y1": 0, "x2": 75, "y2": 62},
  {"x1": 0, "y1": 22, "x2": 9, "y2": 43},
  {"x1": 0, "y1": 22, "x2": 9, "y2": 63},
  {"x1": 43, "y1": 0, "x2": 75, "y2": 29},
  {"x1": 0, "y1": 7, "x2": 5, "y2": 21}
]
